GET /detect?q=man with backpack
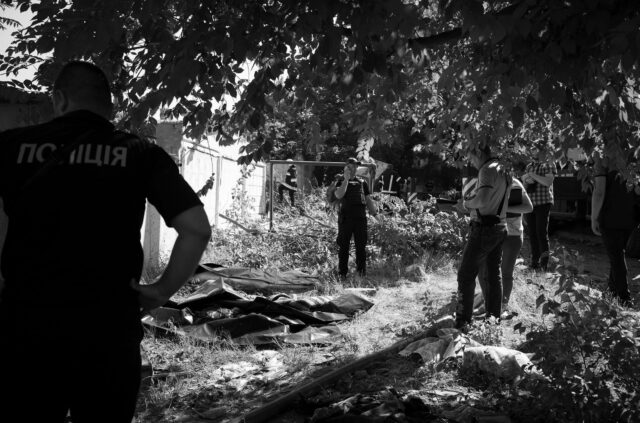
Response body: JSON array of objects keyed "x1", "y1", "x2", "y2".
[
  {"x1": 327, "y1": 158, "x2": 377, "y2": 278},
  {"x1": 455, "y1": 145, "x2": 512, "y2": 329},
  {"x1": 0, "y1": 61, "x2": 211, "y2": 422}
]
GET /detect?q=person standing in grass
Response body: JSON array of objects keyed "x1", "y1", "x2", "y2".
[
  {"x1": 455, "y1": 145, "x2": 511, "y2": 329},
  {"x1": 523, "y1": 143, "x2": 556, "y2": 270},
  {"x1": 278, "y1": 159, "x2": 297, "y2": 206},
  {"x1": 478, "y1": 176, "x2": 533, "y2": 317},
  {"x1": 591, "y1": 157, "x2": 638, "y2": 307},
  {"x1": 0, "y1": 61, "x2": 211, "y2": 422},
  {"x1": 329, "y1": 157, "x2": 377, "y2": 278}
]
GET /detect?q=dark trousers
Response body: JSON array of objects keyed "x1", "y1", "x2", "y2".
[
  {"x1": 479, "y1": 234, "x2": 523, "y2": 306},
  {"x1": 457, "y1": 223, "x2": 507, "y2": 326},
  {"x1": 0, "y1": 308, "x2": 142, "y2": 423},
  {"x1": 278, "y1": 185, "x2": 295, "y2": 205},
  {"x1": 525, "y1": 203, "x2": 552, "y2": 268},
  {"x1": 601, "y1": 227, "x2": 633, "y2": 301},
  {"x1": 337, "y1": 215, "x2": 367, "y2": 276}
]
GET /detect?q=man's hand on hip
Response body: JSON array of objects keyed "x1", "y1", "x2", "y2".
[
  {"x1": 591, "y1": 218, "x2": 602, "y2": 236},
  {"x1": 130, "y1": 278, "x2": 171, "y2": 314}
]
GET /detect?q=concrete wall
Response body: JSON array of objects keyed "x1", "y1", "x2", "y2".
[{"x1": 141, "y1": 122, "x2": 266, "y2": 270}]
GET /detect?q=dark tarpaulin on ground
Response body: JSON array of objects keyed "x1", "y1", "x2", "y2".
[
  {"x1": 308, "y1": 390, "x2": 437, "y2": 422},
  {"x1": 190, "y1": 264, "x2": 319, "y2": 293},
  {"x1": 142, "y1": 278, "x2": 374, "y2": 345}
]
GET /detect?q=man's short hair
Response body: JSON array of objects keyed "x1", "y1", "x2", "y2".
[{"x1": 53, "y1": 61, "x2": 112, "y2": 110}]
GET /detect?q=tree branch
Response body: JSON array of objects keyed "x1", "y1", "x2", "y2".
[{"x1": 407, "y1": 2, "x2": 524, "y2": 50}]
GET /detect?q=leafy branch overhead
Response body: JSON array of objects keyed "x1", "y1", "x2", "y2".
[{"x1": 1, "y1": 0, "x2": 639, "y2": 168}]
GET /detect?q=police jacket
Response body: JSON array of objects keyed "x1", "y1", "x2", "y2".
[
  {"x1": 0, "y1": 110, "x2": 202, "y2": 332},
  {"x1": 336, "y1": 175, "x2": 369, "y2": 218}
]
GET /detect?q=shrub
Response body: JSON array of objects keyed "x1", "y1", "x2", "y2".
[
  {"x1": 368, "y1": 193, "x2": 468, "y2": 264},
  {"x1": 208, "y1": 190, "x2": 469, "y2": 273},
  {"x1": 505, "y1": 247, "x2": 640, "y2": 422}
]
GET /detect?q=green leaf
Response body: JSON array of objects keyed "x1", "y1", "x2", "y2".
[
  {"x1": 546, "y1": 42, "x2": 563, "y2": 63},
  {"x1": 536, "y1": 294, "x2": 546, "y2": 308},
  {"x1": 513, "y1": 322, "x2": 526, "y2": 334},
  {"x1": 606, "y1": 86, "x2": 619, "y2": 108},
  {"x1": 622, "y1": 50, "x2": 636, "y2": 72},
  {"x1": 510, "y1": 105, "x2": 524, "y2": 128},
  {"x1": 373, "y1": 53, "x2": 387, "y2": 75},
  {"x1": 362, "y1": 51, "x2": 375, "y2": 73},
  {"x1": 611, "y1": 35, "x2": 629, "y2": 55},
  {"x1": 561, "y1": 39, "x2": 576, "y2": 55},
  {"x1": 492, "y1": 21, "x2": 506, "y2": 42},
  {"x1": 226, "y1": 83, "x2": 237, "y2": 98},
  {"x1": 525, "y1": 95, "x2": 538, "y2": 113},
  {"x1": 248, "y1": 111, "x2": 261, "y2": 130}
]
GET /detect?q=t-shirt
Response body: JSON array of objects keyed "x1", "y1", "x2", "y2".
[
  {"x1": 524, "y1": 162, "x2": 555, "y2": 205},
  {"x1": 506, "y1": 178, "x2": 526, "y2": 236},
  {"x1": 0, "y1": 110, "x2": 202, "y2": 330},
  {"x1": 466, "y1": 159, "x2": 510, "y2": 224},
  {"x1": 336, "y1": 176, "x2": 370, "y2": 218}
]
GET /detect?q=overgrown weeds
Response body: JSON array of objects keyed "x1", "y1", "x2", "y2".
[
  {"x1": 457, "y1": 246, "x2": 640, "y2": 423},
  {"x1": 206, "y1": 190, "x2": 468, "y2": 281},
  {"x1": 140, "y1": 188, "x2": 640, "y2": 422}
]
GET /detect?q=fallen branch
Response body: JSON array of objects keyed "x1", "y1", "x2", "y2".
[
  {"x1": 219, "y1": 214, "x2": 262, "y2": 235},
  {"x1": 302, "y1": 214, "x2": 335, "y2": 230}
]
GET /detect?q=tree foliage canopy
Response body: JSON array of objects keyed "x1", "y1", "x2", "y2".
[{"x1": 1, "y1": 0, "x2": 639, "y2": 173}]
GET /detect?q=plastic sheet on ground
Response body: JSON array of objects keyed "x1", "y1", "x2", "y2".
[
  {"x1": 462, "y1": 346, "x2": 545, "y2": 381},
  {"x1": 399, "y1": 323, "x2": 544, "y2": 381},
  {"x1": 399, "y1": 328, "x2": 481, "y2": 364},
  {"x1": 310, "y1": 390, "x2": 436, "y2": 422},
  {"x1": 398, "y1": 337, "x2": 448, "y2": 363},
  {"x1": 143, "y1": 278, "x2": 374, "y2": 345},
  {"x1": 190, "y1": 264, "x2": 319, "y2": 293},
  {"x1": 442, "y1": 404, "x2": 512, "y2": 423}
]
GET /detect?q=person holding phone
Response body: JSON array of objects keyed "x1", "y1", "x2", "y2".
[{"x1": 329, "y1": 158, "x2": 377, "y2": 278}]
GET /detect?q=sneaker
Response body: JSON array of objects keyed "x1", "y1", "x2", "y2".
[
  {"x1": 473, "y1": 304, "x2": 486, "y2": 316},
  {"x1": 500, "y1": 310, "x2": 518, "y2": 320}
]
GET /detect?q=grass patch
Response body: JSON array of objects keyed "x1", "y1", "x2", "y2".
[{"x1": 136, "y1": 193, "x2": 640, "y2": 422}]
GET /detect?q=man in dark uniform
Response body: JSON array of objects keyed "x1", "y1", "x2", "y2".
[
  {"x1": 331, "y1": 158, "x2": 377, "y2": 278},
  {"x1": 278, "y1": 159, "x2": 297, "y2": 206},
  {"x1": 0, "y1": 61, "x2": 211, "y2": 422},
  {"x1": 591, "y1": 157, "x2": 639, "y2": 306}
]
